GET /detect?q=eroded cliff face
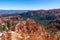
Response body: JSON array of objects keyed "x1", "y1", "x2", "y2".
[{"x1": 0, "y1": 18, "x2": 59, "y2": 40}]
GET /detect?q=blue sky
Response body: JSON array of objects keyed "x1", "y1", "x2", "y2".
[{"x1": 0, "y1": 0, "x2": 60, "y2": 10}]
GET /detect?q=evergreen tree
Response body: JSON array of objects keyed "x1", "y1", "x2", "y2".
[{"x1": 6, "y1": 20, "x2": 10, "y2": 30}]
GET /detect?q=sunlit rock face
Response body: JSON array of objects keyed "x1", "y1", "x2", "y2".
[
  {"x1": 15, "y1": 18, "x2": 43, "y2": 34},
  {"x1": 0, "y1": 18, "x2": 58, "y2": 40}
]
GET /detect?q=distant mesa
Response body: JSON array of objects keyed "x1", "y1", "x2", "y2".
[{"x1": 0, "y1": 9, "x2": 60, "y2": 20}]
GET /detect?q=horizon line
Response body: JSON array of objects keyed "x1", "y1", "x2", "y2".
[{"x1": 0, "y1": 8, "x2": 60, "y2": 10}]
